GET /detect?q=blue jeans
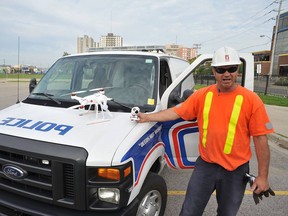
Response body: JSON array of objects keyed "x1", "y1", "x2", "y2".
[{"x1": 180, "y1": 157, "x2": 249, "y2": 216}]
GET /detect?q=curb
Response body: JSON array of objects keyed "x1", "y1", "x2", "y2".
[{"x1": 267, "y1": 133, "x2": 288, "y2": 150}]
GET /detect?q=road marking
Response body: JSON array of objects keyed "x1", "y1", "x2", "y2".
[{"x1": 168, "y1": 190, "x2": 288, "y2": 196}]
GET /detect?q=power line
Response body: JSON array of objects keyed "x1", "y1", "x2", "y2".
[
  {"x1": 200, "y1": 0, "x2": 278, "y2": 46},
  {"x1": 237, "y1": 0, "x2": 277, "y2": 27},
  {"x1": 238, "y1": 42, "x2": 271, "y2": 51}
]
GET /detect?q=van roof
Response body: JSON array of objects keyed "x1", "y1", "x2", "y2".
[{"x1": 63, "y1": 50, "x2": 186, "y2": 61}]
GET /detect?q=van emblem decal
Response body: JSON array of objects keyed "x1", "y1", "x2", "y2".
[{"x1": 3, "y1": 164, "x2": 28, "y2": 180}]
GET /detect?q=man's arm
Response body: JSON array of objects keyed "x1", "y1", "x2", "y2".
[
  {"x1": 137, "y1": 107, "x2": 180, "y2": 123},
  {"x1": 251, "y1": 135, "x2": 271, "y2": 194}
]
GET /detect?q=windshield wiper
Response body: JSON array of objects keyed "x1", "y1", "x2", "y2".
[
  {"x1": 108, "y1": 99, "x2": 132, "y2": 111},
  {"x1": 32, "y1": 92, "x2": 62, "y2": 105}
]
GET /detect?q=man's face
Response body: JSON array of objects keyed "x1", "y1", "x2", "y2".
[{"x1": 212, "y1": 65, "x2": 239, "y2": 91}]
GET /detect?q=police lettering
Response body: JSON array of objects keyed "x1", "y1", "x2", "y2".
[{"x1": 0, "y1": 117, "x2": 73, "y2": 135}]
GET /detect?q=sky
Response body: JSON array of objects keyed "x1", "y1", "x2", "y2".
[{"x1": 1, "y1": 0, "x2": 287, "y2": 68}]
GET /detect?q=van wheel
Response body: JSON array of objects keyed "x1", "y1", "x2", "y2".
[{"x1": 136, "y1": 172, "x2": 167, "y2": 216}]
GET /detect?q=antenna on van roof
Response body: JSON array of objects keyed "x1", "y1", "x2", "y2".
[{"x1": 16, "y1": 36, "x2": 20, "y2": 104}]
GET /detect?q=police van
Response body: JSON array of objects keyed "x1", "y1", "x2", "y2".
[{"x1": 0, "y1": 49, "x2": 254, "y2": 215}]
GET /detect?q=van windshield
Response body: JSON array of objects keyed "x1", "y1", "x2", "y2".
[{"x1": 28, "y1": 54, "x2": 158, "y2": 112}]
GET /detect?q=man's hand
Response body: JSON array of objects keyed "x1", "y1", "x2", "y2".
[
  {"x1": 245, "y1": 173, "x2": 275, "y2": 204},
  {"x1": 252, "y1": 187, "x2": 275, "y2": 204},
  {"x1": 137, "y1": 112, "x2": 148, "y2": 123}
]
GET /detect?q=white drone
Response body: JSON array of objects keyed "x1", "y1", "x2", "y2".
[{"x1": 68, "y1": 88, "x2": 112, "y2": 121}]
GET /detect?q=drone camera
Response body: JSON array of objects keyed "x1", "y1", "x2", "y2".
[{"x1": 130, "y1": 107, "x2": 140, "y2": 121}]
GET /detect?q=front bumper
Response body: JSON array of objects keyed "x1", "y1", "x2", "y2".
[{"x1": 0, "y1": 189, "x2": 139, "y2": 216}]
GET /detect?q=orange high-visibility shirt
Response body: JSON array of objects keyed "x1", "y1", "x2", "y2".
[{"x1": 174, "y1": 84, "x2": 274, "y2": 171}]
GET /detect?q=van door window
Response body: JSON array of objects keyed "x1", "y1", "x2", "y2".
[{"x1": 159, "y1": 60, "x2": 172, "y2": 98}]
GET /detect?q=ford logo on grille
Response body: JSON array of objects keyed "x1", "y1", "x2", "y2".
[{"x1": 3, "y1": 164, "x2": 27, "y2": 180}]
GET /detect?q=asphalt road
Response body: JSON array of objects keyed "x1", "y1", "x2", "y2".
[
  {"x1": 162, "y1": 144, "x2": 288, "y2": 216},
  {"x1": 0, "y1": 80, "x2": 29, "y2": 108},
  {"x1": 1, "y1": 80, "x2": 288, "y2": 216}
]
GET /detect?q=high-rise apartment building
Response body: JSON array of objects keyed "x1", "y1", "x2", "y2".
[
  {"x1": 77, "y1": 33, "x2": 123, "y2": 53},
  {"x1": 78, "y1": 35, "x2": 196, "y2": 61},
  {"x1": 99, "y1": 33, "x2": 123, "y2": 47},
  {"x1": 77, "y1": 35, "x2": 98, "y2": 53}
]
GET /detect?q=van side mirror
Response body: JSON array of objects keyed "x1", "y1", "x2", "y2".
[
  {"x1": 183, "y1": 89, "x2": 193, "y2": 100},
  {"x1": 29, "y1": 78, "x2": 37, "y2": 93},
  {"x1": 168, "y1": 89, "x2": 194, "y2": 108},
  {"x1": 169, "y1": 91, "x2": 183, "y2": 104}
]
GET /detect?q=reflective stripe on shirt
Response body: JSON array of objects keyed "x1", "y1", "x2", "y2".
[
  {"x1": 224, "y1": 95, "x2": 244, "y2": 154},
  {"x1": 202, "y1": 91, "x2": 213, "y2": 148},
  {"x1": 202, "y1": 92, "x2": 244, "y2": 155}
]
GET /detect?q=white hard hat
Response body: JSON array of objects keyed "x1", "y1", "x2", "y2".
[{"x1": 211, "y1": 46, "x2": 241, "y2": 67}]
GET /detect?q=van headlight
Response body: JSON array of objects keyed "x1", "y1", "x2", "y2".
[
  {"x1": 98, "y1": 188, "x2": 120, "y2": 204},
  {"x1": 86, "y1": 162, "x2": 133, "y2": 210}
]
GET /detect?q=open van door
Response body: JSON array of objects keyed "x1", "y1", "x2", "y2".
[{"x1": 160, "y1": 53, "x2": 254, "y2": 169}]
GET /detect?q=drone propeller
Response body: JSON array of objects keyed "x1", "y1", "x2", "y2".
[
  {"x1": 61, "y1": 87, "x2": 113, "y2": 97},
  {"x1": 89, "y1": 86, "x2": 113, "y2": 92},
  {"x1": 61, "y1": 90, "x2": 87, "y2": 97},
  {"x1": 89, "y1": 87, "x2": 104, "y2": 92}
]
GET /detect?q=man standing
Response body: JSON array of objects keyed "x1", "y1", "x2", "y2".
[{"x1": 137, "y1": 47, "x2": 274, "y2": 215}]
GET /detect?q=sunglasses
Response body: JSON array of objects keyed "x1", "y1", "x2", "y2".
[{"x1": 214, "y1": 66, "x2": 238, "y2": 74}]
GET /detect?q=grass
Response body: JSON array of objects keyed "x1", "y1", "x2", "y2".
[
  {"x1": 257, "y1": 93, "x2": 288, "y2": 107},
  {"x1": 0, "y1": 73, "x2": 44, "y2": 80}
]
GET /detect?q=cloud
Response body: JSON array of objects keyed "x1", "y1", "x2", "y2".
[{"x1": 0, "y1": 0, "x2": 280, "y2": 67}]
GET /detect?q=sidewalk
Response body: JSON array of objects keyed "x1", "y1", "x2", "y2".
[{"x1": 265, "y1": 105, "x2": 288, "y2": 150}]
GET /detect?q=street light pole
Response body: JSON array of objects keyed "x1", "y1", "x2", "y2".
[{"x1": 260, "y1": 35, "x2": 272, "y2": 49}]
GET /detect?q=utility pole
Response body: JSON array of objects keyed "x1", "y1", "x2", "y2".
[
  {"x1": 269, "y1": 0, "x2": 282, "y2": 77},
  {"x1": 264, "y1": 0, "x2": 282, "y2": 95}
]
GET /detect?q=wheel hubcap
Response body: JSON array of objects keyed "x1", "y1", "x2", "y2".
[{"x1": 137, "y1": 190, "x2": 162, "y2": 216}]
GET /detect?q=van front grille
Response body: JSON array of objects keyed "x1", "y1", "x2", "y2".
[{"x1": 0, "y1": 134, "x2": 87, "y2": 210}]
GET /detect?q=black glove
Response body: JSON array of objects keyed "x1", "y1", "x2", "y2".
[
  {"x1": 253, "y1": 187, "x2": 275, "y2": 204},
  {"x1": 245, "y1": 173, "x2": 275, "y2": 205}
]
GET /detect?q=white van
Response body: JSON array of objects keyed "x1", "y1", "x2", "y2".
[{"x1": 0, "y1": 50, "x2": 254, "y2": 216}]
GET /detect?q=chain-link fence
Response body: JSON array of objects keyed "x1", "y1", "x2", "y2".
[
  {"x1": 194, "y1": 75, "x2": 288, "y2": 98},
  {"x1": 254, "y1": 75, "x2": 288, "y2": 97},
  {"x1": 194, "y1": 75, "x2": 216, "y2": 86}
]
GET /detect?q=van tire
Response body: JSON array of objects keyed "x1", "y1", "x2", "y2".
[{"x1": 136, "y1": 172, "x2": 167, "y2": 216}]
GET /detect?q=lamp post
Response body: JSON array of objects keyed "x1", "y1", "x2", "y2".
[
  {"x1": 260, "y1": 35, "x2": 272, "y2": 47},
  {"x1": 260, "y1": 35, "x2": 272, "y2": 61},
  {"x1": 260, "y1": 35, "x2": 271, "y2": 40}
]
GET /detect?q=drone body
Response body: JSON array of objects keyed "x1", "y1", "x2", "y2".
[{"x1": 69, "y1": 90, "x2": 112, "y2": 121}]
